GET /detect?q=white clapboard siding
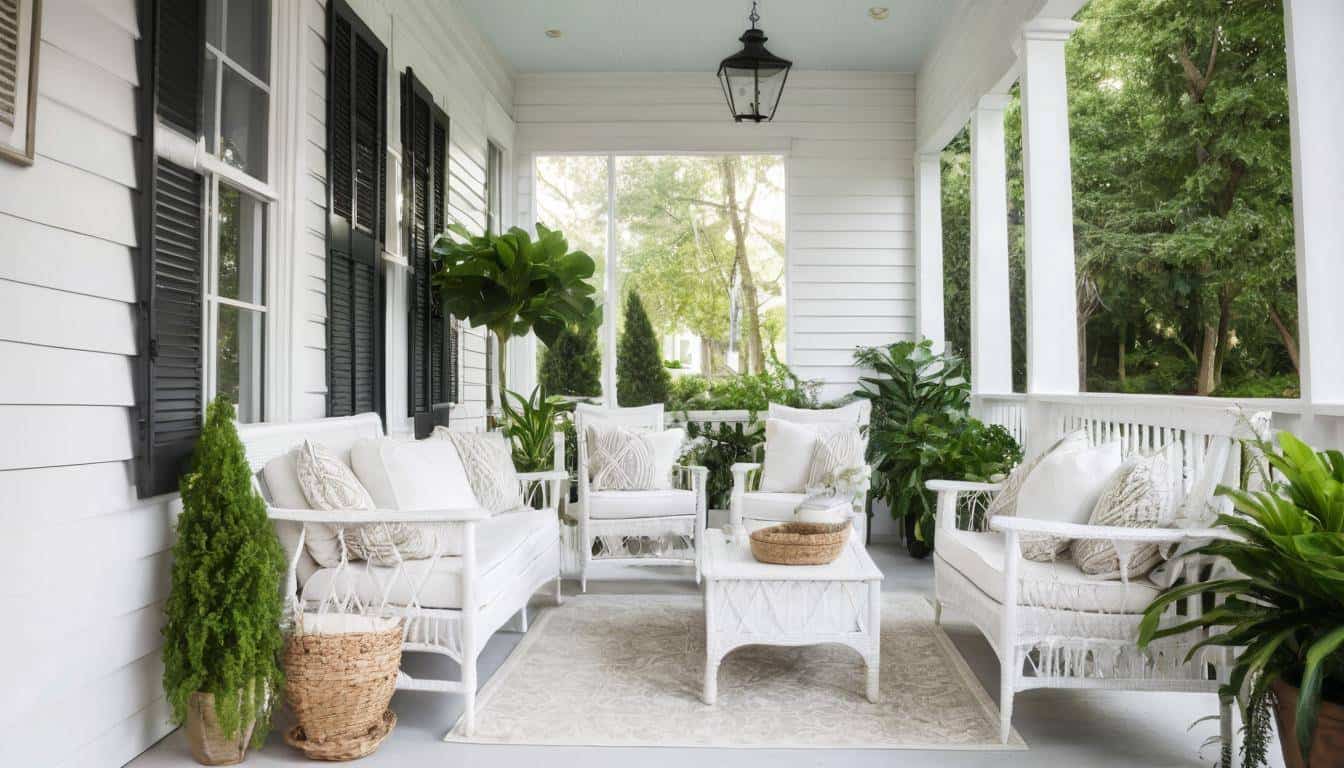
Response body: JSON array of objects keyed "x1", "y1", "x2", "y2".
[
  {"x1": 515, "y1": 70, "x2": 916, "y2": 400},
  {"x1": 0, "y1": 1, "x2": 178, "y2": 764}
]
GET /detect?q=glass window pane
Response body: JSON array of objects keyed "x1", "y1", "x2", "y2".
[
  {"x1": 534, "y1": 155, "x2": 608, "y2": 321},
  {"x1": 219, "y1": 66, "x2": 269, "y2": 181},
  {"x1": 216, "y1": 304, "x2": 265, "y2": 423},
  {"x1": 217, "y1": 184, "x2": 266, "y2": 304},
  {"x1": 203, "y1": 52, "x2": 219, "y2": 152},
  {"x1": 225, "y1": 0, "x2": 270, "y2": 81}
]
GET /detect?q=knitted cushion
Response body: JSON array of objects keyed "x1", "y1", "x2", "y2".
[
  {"x1": 805, "y1": 428, "x2": 865, "y2": 489},
  {"x1": 587, "y1": 423, "x2": 659, "y2": 491},
  {"x1": 1073, "y1": 448, "x2": 1177, "y2": 579},
  {"x1": 434, "y1": 429, "x2": 523, "y2": 513}
]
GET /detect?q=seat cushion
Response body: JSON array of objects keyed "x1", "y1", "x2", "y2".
[
  {"x1": 936, "y1": 528, "x2": 1160, "y2": 613},
  {"x1": 301, "y1": 506, "x2": 558, "y2": 610},
  {"x1": 740, "y1": 491, "x2": 806, "y2": 522},
  {"x1": 586, "y1": 489, "x2": 696, "y2": 519}
]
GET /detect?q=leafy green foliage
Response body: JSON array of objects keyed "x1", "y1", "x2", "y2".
[
  {"x1": 680, "y1": 420, "x2": 765, "y2": 511},
  {"x1": 1139, "y1": 431, "x2": 1344, "y2": 766},
  {"x1": 665, "y1": 360, "x2": 818, "y2": 412},
  {"x1": 540, "y1": 322, "x2": 601, "y2": 398},
  {"x1": 433, "y1": 222, "x2": 598, "y2": 391},
  {"x1": 616, "y1": 291, "x2": 669, "y2": 406},
  {"x1": 501, "y1": 387, "x2": 567, "y2": 473},
  {"x1": 162, "y1": 397, "x2": 285, "y2": 744},
  {"x1": 854, "y1": 341, "x2": 1022, "y2": 553}
]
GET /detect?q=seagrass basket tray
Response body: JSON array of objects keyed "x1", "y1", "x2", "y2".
[
  {"x1": 750, "y1": 521, "x2": 850, "y2": 565},
  {"x1": 283, "y1": 614, "x2": 403, "y2": 761}
]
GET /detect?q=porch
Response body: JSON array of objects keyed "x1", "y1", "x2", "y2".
[{"x1": 2, "y1": 0, "x2": 1341, "y2": 766}]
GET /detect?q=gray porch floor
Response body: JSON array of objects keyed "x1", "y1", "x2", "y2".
[{"x1": 127, "y1": 541, "x2": 1282, "y2": 767}]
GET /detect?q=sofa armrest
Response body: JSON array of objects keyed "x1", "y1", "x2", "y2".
[
  {"x1": 925, "y1": 479, "x2": 1003, "y2": 536},
  {"x1": 988, "y1": 515, "x2": 1238, "y2": 544},
  {"x1": 267, "y1": 506, "x2": 492, "y2": 524},
  {"x1": 517, "y1": 469, "x2": 569, "y2": 510}
]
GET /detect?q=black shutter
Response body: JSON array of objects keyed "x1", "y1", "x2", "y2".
[
  {"x1": 135, "y1": 0, "x2": 206, "y2": 498},
  {"x1": 402, "y1": 68, "x2": 456, "y2": 424},
  {"x1": 326, "y1": 0, "x2": 386, "y2": 419}
]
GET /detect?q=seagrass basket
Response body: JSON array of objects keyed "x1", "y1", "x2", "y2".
[
  {"x1": 750, "y1": 521, "x2": 850, "y2": 565},
  {"x1": 283, "y1": 614, "x2": 402, "y2": 761}
]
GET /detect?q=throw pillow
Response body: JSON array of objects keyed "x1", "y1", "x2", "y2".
[
  {"x1": 759, "y1": 418, "x2": 822, "y2": 493},
  {"x1": 985, "y1": 430, "x2": 1089, "y2": 522},
  {"x1": 586, "y1": 423, "x2": 653, "y2": 490},
  {"x1": 1013, "y1": 439, "x2": 1123, "y2": 561},
  {"x1": 643, "y1": 427, "x2": 686, "y2": 490},
  {"x1": 805, "y1": 427, "x2": 865, "y2": 490},
  {"x1": 768, "y1": 400, "x2": 870, "y2": 426},
  {"x1": 1073, "y1": 448, "x2": 1177, "y2": 579},
  {"x1": 349, "y1": 437, "x2": 481, "y2": 562},
  {"x1": 434, "y1": 429, "x2": 524, "y2": 512}
]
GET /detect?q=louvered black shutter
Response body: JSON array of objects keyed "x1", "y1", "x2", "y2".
[
  {"x1": 402, "y1": 68, "x2": 456, "y2": 426},
  {"x1": 326, "y1": 0, "x2": 386, "y2": 419},
  {"x1": 134, "y1": 0, "x2": 206, "y2": 498}
]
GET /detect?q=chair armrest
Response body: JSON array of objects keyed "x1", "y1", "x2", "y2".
[
  {"x1": 731, "y1": 462, "x2": 762, "y2": 473},
  {"x1": 925, "y1": 479, "x2": 1004, "y2": 493},
  {"x1": 516, "y1": 470, "x2": 569, "y2": 483},
  {"x1": 988, "y1": 515, "x2": 1238, "y2": 543},
  {"x1": 266, "y1": 506, "x2": 492, "y2": 524}
]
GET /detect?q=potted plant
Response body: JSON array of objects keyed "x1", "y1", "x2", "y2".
[
  {"x1": 432, "y1": 222, "x2": 599, "y2": 406},
  {"x1": 1139, "y1": 431, "x2": 1344, "y2": 768},
  {"x1": 162, "y1": 397, "x2": 286, "y2": 764},
  {"x1": 854, "y1": 340, "x2": 1022, "y2": 557}
]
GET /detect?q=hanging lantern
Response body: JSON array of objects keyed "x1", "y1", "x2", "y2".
[{"x1": 717, "y1": 2, "x2": 792, "y2": 123}]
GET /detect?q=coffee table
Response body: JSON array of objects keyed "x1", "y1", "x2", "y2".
[{"x1": 700, "y1": 527, "x2": 884, "y2": 705}]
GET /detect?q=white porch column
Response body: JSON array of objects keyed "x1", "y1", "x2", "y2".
[
  {"x1": 1284, "y1": 0, "x2": 1344, "y2": 407},
  {"x1": 1017, "y1": 19, "x2": 1081, "y2": 395},
  {"x1": 969, "y1": 95, "x2": 1014, "y2": 394},
  {"x1": 914, "y1": 152, "x2": 945, "y2": 350}
]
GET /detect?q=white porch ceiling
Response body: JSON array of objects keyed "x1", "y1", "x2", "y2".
[{"x1": 455, "y1": 0, "x2": 959, "y2": 73}]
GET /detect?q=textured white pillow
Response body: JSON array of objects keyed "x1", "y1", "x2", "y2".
[
  {"x1": 294, "y1": 440, "x2": 375, "y2": 566},
  {"x1": 806, "y1": 427, "x2": 865, "y2": 489},
  {"x1": 433, "y1": 429, "x2": 523, "y2": 513},
  {"x1": 586, "y1": 423, "x2": 655, "y2": 490},
  {"x1": 1073, "y1": 448, "x2": 1177, "y2": 579},
  {"x1": 1013, "y1": 439, "x2": 1123, "y2": 561},
  {"x1": 349, "y1": 437, "x2": 481, "y2": 561}
]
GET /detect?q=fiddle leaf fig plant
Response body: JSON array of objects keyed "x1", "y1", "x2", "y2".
[{"x1": 431, "y1": 222, "x2": 599, "y2": 393}]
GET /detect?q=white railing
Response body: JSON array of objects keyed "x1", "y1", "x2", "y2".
[{"x1": 664, "y1": 409, "x2": 756, "y2": 431}]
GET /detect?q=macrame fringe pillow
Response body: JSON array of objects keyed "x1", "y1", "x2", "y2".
[{"x1": 1073, "y1": 447, "x2": 1176, "y2": 579}]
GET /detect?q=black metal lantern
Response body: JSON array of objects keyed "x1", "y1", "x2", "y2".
[{"x1": 717, "y1": 2, "x2": 792, "y2": 123}]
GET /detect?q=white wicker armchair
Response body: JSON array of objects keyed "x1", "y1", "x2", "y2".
[
  {"x1": 573, "y1": 402, "x2": 708, "y2": 591},
  {"x1": 238, "y1": 414, "x2": 567, "y2": 738},
  {"x1": 925, "y1": 416, "x2": 1263, "y2": 747}
]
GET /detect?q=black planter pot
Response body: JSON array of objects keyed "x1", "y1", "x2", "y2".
[{"x1": 904, "y1": 514, "x2": 932, "y2": 559}]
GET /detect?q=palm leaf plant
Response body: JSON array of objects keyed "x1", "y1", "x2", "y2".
[
  {"x1": 431, "y1": 222, "x2": 599, "y2": 395},
  {"x1": 854, "y1": 340, "x2": 1021, "y2": 557},
  {"x1": 1138, "y1": 431, "x2": 1344, "y2": 768},
  {"x1": 501, "y1": 386, "x2": 567, "y2": 473}
]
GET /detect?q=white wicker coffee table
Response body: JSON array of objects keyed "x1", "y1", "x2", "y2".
[{"x1": 700, "y1": 527, "x2": 883, "y2": 705}]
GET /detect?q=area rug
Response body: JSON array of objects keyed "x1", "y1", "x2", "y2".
[{"x1": 446, "y1": 593, "x2": 1025, "y2": 749}]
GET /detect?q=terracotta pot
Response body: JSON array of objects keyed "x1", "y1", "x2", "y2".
[
  {"x1": 1272, "y1": 678, "x2": 1344, "y2": 768},
  {"x1": 186, "y1": 692, "x2": 255, "y2": 766}
]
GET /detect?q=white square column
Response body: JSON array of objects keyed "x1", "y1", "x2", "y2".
[
  {"x1": 914, "y1": 152, "x2": 946, "y2": 351},
  {"x1": 969, "y1": 95, "x2": 1014, "y2": 394},
  {"x1": 1017, "y1": 19, "x2": 1081, "y2": 395},
  {"x1": 1284, "y1": 0, "x2": 1344, "y2": 406}
]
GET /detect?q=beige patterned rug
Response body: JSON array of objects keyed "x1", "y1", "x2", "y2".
[{"x1": 446, "y1": 593, "x2": 1025, "y2": 749}]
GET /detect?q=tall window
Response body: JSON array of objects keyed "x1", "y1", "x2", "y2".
[
  {"x1": 202, "y1": 0, "x2": 272, "y2": 421},
  {"x1": 535, "y1": 153, "x2": 786, "y2": 400}
]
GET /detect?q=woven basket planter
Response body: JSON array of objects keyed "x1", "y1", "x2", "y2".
[
  {"x1": 283, "y1": 614, "x2": 403, "y2": 761},
  {"x1": 750, "y1": 521, "x2": 850, "y2": 565}
]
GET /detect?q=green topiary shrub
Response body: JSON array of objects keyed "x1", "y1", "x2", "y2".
[
  {"x1": 616, "y1": 291, "x2": 669, "y2": 406},
  {"x1": 540, "y1": 323, "x2": 602, "y2": 398},
  {"x1": 162, "y1": 396, "x2": 286, "y2": 745}
]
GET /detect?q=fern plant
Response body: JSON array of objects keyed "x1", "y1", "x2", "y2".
[
  {"x1": 501, "y1": 386, "x2": 566, "y2": 473},
  {"x1": 162, "y1": 397, "x2": 286, "y2": 745}
]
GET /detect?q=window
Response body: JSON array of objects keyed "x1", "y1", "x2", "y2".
[{"x1": 534, "y1": 153, "x2": 787, "y2": 400}]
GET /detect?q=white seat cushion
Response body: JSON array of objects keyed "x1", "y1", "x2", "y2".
[
  {"x1": 301, "y1": 506, "x2": 558, "y2": 610},
  {"x1": 586, "y1": 489, "x2": 696, "y2": 519},
  {"x1": 740, "y1": 491, "x2": 807, "y2": 521},
  {"x1": 936, "y1": 528, "x2": 1160, "y2": 613}
]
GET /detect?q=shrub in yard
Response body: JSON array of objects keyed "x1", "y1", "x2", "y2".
[
  {"x1": 616, "y1": 291, "x2": 669, "y2": 406},
  {"x1": 540, "y1": 323, "x2": 601, "y2": 398},
  {"x1": 664, "y1": 361, "x2": 818, "y2": 412}
]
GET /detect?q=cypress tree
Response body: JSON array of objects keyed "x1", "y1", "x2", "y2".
[
  {"x1": 540, "y1": 322, "x2": 602, "y2": 397},
  {"x1": 616, "y1": 291, "x2": 669, "y2": 406},
  {"x1": 162, "y1": 396, "x2": 286, "y2": 744}
]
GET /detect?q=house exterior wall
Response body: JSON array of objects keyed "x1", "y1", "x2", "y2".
[
  {"x1": 512, "y1": 71, "x2": 917, "y2": 403},
  {"x1": 298, "y1": 0, "x2": 515, "y2": 433}
]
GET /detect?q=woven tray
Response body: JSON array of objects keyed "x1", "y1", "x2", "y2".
[{"x1": 750, "y1": 521, "x2": 850, "y2": 565}]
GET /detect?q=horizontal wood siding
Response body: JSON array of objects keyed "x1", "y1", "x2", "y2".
[
  {"x1": 514, "y1": 71, "x2": 916, "y2": 401},
  {"x1": 0, "y1": 0, "x2": 178, "y2": 765}
]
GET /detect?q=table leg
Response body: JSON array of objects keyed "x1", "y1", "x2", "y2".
[
  {"x1": 704, "y1": 579, "x2": 718, "y2": 705},
  {"x1": 867, "y1": 579, "x2": 882, "y2": 703},
  {"x1": 703, "y1": 656, "x2": 720, "y2": 705}
]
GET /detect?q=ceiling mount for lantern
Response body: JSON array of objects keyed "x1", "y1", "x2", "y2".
[{"x1": 717, "y1": 2, "x2": 793, "y2": 123}]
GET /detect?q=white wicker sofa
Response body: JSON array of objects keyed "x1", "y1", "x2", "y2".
[
  {"x1": 238, "y1": 413, "x2": 566, "y2": 737},
  {"x1": 926, "y1": 411, "x2": 1267, "y2": 746}
]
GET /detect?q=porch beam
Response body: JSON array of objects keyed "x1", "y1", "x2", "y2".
[
  {"x1": 1284, "y1": 0, "x2": 1344, "y2": 407},
  {"x1": 914, "y1": 152, "x2": 945, "y2": 351},
  {"x1": 1017, "y1": 19, "x2": 1082, "y2": 395},
  {"x1": 969, "y1": 95, "x2": 1014, "y2": 394}
]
